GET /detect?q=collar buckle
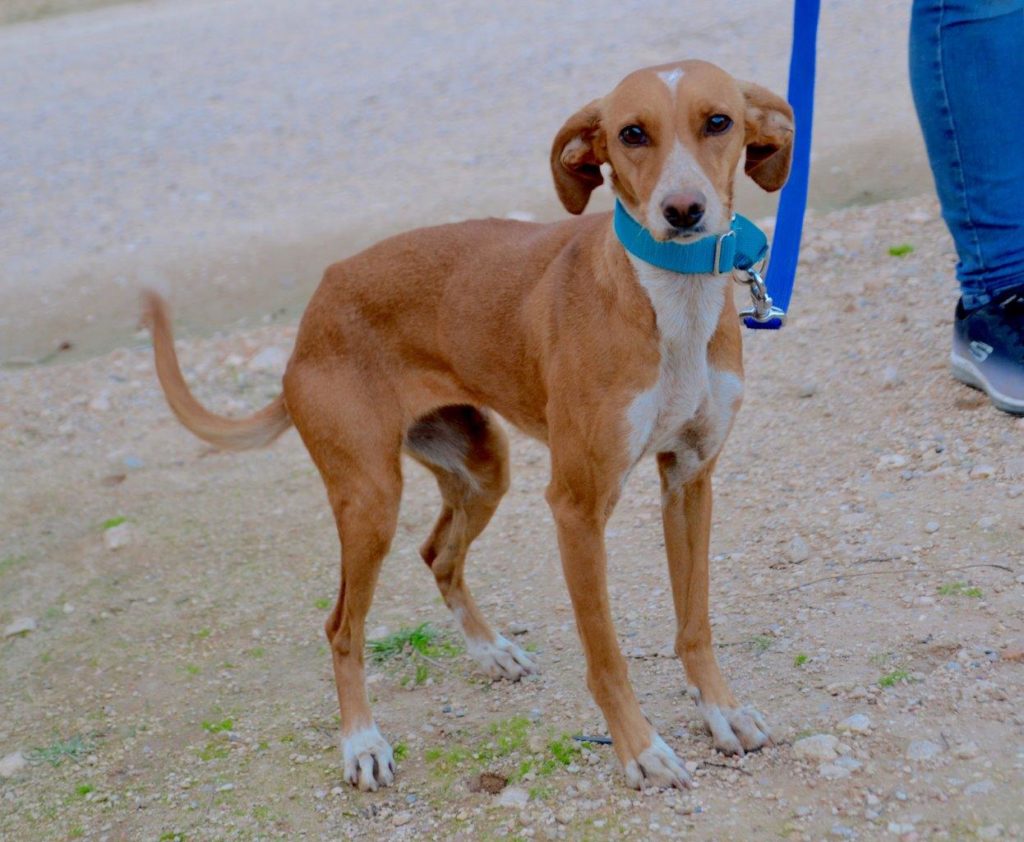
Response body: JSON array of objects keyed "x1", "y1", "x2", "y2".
[{"x1": 713, "y1": 229, "x2": 736, "y2": 274}]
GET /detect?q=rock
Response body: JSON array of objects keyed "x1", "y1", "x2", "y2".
[
  {"x1": 104, "y1": 522, "x2": 132, "y2": 551},
  {"x1": 787, "y1": 536, "x2": 811, "y2": 564},
  {"x1": 877, "y1": 454, "x2": 908, "y2": 470},
  {"x1": 89, "y1": 392, "x2": 111, "y2": 412},
  {"x1": 246, "y1": 346, "x2": 289, "y2": 374},
  {"x1": 977, "y1": 825, "x2": 1004, "y2": 840},
  {"x1": 835, "y1": 757, "x2": 862, "y2": 771},
  {"x1": 953, "y1": 741, "x2": 980, "y2": 760},
  {"x1": 505, "y1": 210, "x2": 536, "y2": 222},
  {"x1": 819, "y1": 763, "x2": 851, "y2": 780},
  {"x1": 977, "y1": 515, "x2": 999, "y2": 529},
  {"x1": 4, "y1": 617, "x2": 37, "y2": 637},
  {"x1": 906, "y1": 740, "x2": 942, "y2": 761},
  {"x1": 0, "y1": 751, "x2": 27, "y2": 778},
  {"x1": 392, "y1": 811, "x2": 413, "y2": 827},
  {"x1": 497, "y1": 786, "x2": 529, "y2": 807},
  {"x1": 963, "y1": 779, "x2": 995, "y2": 797},
  {"x1": 1001, "y1": 643, "x2": 1024, "y2": 663},
  {"x1": 793, "y1": 734, "x2": 839, "y2": 762},
  {"x1": 507, "y1": 621, "x2": 529, "y2": 636},
  {"x1": 797, "y1": 382, "x2": 818, "y2": 398},
  {"x1": 924, "y1": 521, "x2": 940, "y2": 534},
  {"x1": 1004, "y1": 457, "x2": 1024, "y2": 479},
  {"x1": 969, "y1": 464, "x2": 995, "y2": 480},
  {"x1": 881, "y1": 366, "x2": 903, "y2": 388},
  {"x1": 831, "y1": 823, "x2": 856, "y2": 839},
  {"x1": 1008, "y1": 485, "x2": 1024, "y2": 499},
  {"x1": 837, "y1": 714, "x2": 872, "y2": 735}
]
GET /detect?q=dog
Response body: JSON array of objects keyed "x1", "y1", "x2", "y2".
[{"x1": 142, "y1": 59, "x2": 794, "y2": 791}]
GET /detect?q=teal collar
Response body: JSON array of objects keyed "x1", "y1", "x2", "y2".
[{"x1": 613, "y1": 200, "x2": 768, "y2": 275}]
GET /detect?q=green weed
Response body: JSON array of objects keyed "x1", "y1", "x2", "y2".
[
  {"x1": 937, "y1": 581, "x2": 983, "y2": 598},
  {"x1": 878, "y1": 669, "x2": 911, "y2": 688},
  {"x1": 793, "y1": 653, "x2": 809, "y2": 667},
  {"x1": 74, "y1": 783, "x2": 93, "y2": 797},
  {"x1": 201, "y1": 718, "x2": 233, "y2": 734},
  {"x1": 888, "y1": 244, "x2": 914, "y2": 257},
  {"x1": 393, "y1": 742, "x2": 408, "y2": 761},
  {"x1": 100, "y1": 516, "x2": 126, "y2": 530},
  {"x1": 29, "y1": 735, "x2": 92, "y2": 767},
  {"x1": 750, "y1": 635, "x2": 773, "y2": 654},
  {"x1": 314, "y1": 597, "x2": 331, "y2": 610},
  {"x1": 197, "y1": 742, "x2": 230, "y2": 761},
  {"x1": 368, "y1": 623, "x2": 459, "y2": 662}
]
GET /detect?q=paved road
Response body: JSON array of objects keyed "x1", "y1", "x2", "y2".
[{"x1": 0, "y1": 0, "x2": 927, "y2": 360}]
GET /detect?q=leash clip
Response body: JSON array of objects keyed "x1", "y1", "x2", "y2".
[
  {"x1": 713, "y1": 229, "x2": 736, "y2": 274},
  {"x1": 734, "y1": 267, "x2": 786, "y2": 325}
]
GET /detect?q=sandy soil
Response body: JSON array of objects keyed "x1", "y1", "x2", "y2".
[
  {"x1": 2, "y1": 195, "x2": 1023, "y2": 841},
  {"x1": 0, "y1": 0, "x2": 931, "y2": 362}
]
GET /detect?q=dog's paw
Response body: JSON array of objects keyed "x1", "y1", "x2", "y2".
[
  {"x1": 466, "y1": 634, "x2": 536, "y2": 681},
  {"x1": 342, "y1": 724, "x2": 396, "y2": 791},
  {"x1": 623, "y1": 731, "x2": 692, "y2": 790},
  {"x1": 691, "y1": 691, "x2": 772, "y2": 755}
]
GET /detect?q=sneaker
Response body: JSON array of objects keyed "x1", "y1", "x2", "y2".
[{"x1": 950, "y1": 288, "x2": 1024, "y2": 415}]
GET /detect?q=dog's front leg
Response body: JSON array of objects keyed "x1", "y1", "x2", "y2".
[
  {"x1": 546, "y1": 434, "x2": 690, "y2": 790},
  {"x1": 658, "y1": 454, "x2": 772, "y2": 755}
]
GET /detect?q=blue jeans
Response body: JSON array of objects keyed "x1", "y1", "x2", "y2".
[{"x1": 909, "y1": 0, "x2": 1024, "y2": 308}]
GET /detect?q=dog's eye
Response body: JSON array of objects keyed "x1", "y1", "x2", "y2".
[
  {"x1": 619, "y1": 125, "x2": 649, "y2": 147},
  {"x1": 704, "y1": 114, "x2": 733, "y2": 136}
]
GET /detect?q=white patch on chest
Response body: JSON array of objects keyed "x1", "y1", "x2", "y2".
[{"x1": 626, "y1": 256, "x2": 742, "y2": 475}]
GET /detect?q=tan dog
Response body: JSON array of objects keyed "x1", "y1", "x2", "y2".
[{"x1": 143, "y1": 59, "x2": 794, "y2": 791}]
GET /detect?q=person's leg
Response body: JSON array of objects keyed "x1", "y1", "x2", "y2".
[{"x1": 909, "y1": 0, "x2": 1024, "y2": 308}]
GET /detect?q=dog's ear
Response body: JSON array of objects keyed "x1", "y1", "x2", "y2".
[
  {"x1": 739, "y1": 82, "x2": 795, "y2": 193},
  {"x1": 551, "y1": 100, "x2": 606, "y2": 214}
]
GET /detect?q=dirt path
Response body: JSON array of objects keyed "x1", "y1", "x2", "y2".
[
  {"x1": 0, "y1": 0, "x2": 930, "y2": 363},
  {"x1": 2, "y1": 195, "x2": 1022, "y2": 840}
]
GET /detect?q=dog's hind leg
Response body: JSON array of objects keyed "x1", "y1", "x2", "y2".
[
  {"x1": 286, "y1": 367, "x2": 404, "y2": 791},
  {"x1": 406, "y1": 406, "x2": 535, "y2": 681}
]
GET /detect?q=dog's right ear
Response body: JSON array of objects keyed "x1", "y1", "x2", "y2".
[{"x1": 550, "y1": 100, "x2": 605, "y2": 215}]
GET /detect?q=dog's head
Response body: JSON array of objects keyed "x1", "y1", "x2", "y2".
[{"x1": 551, "y1": 60, "x2": 794, "y2": 242}]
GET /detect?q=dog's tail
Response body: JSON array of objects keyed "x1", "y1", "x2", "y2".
[{"x1": 140, "y1": 290, "x2": 292, "y2": 451}]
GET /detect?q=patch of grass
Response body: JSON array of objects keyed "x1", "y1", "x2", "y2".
[
  {"x1": 878, "y1": 668, "x2": 911, "y2": 688},
  {"x1": 184, "y1": 664, "x2": 201, "y2": 676},
  {"x1": 937, "y1": 581, "x2": 983, "y2": 598},
  {"x1": 197, "y1": 742, "x2": 230, "y2": 761},
  {"x1": 201, "y1": 718, "x2": 233, "y2": 734},
  {"x1": 393, "y1": 742, "x2": 408, "y2": 761},
  {"x1": 158, "y1": 833, "x2": 187, "y2": 842},
  {"x1": 424, "y1": 745, "x2": 471, "y2": 772},
  {"x1": 750, "y1": 634, "x2": 773, "y2": 654},
  {"x1": 100, "y1": 515, "x2": 126, "y2": 530},
  {"x1": 246, "y1": 647, "x2": 265, "y2": 659},
  {"x1": 368, "y1": 623, "x2": 459, "y2": 662},
  {"x1": 194, "y1": 628, "x2": 212, "y2": 640},
  {"x1": 547, "y1": 735, "x2": 580, "y2": 766},
  {"x1": 29, "y1": 735, "x2": 92, "y2": 767},
  {"x1": 488, "y1": 716, "x2": 531, "y2": 756},
  {"x1": 0, "y1": 554, "x2": 27, "y2": 577},
  {"x1": 523, "y1": 642, "x2": 539, "y2": 653},
  {"x1": 313, "y1": 597, "x2": 331, "y2": 610},
  {"x1": 793, "y1": 653, "x2": 809, "y2": 667},
  {"x1": 888, "y1": 243, "x2": 914, "y2": 257},
  {"x1": 74, "y1": 783, "x2": 94, "y2": 797},
  {"x1": 252, "y1": 805, "x2": 272, "y2": 821},
  {"x1": 68, "y1": 827, "x2": 84, "y2": 840}
]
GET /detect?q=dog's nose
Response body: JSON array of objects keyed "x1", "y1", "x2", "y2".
[{"x1": 661, "y1": 191, "x2": 706, "y2": 230}]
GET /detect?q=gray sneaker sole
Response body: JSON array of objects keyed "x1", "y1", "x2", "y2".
[{"x1": 950, "y1": 351, "x2": 1024, "y2": 415}]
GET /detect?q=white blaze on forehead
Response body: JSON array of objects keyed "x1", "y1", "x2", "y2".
[{"x1": 657, "y1": 67, "x2": 686, "y2": 92}]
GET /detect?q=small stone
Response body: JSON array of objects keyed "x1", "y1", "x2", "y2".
[
  {"x1": 392, "y1": 811, "x2": 413, "y2": 827},
  {"x1": 89, "y1": 392, "x2": 111, "y2": 412},
  {"x1": 497, "y1": 786, "x2": 530, "y2": 807},
  {"x1": 507, "y1": 622, "x2": 529, "y2": 636},
  {"x1": 819, "y1": 763, "x2": 851, "y2": 780},
  {"x1": 104, "y1": 522, "x2": 132, "y2": 551},
  {"x1": 247, "y1": 346, "x2": 290, "y2": 374},
  {"x1": 1008, "y1": 485, "x2": 1024, "y2": 499},
  {"x1": 977, "y1": 515, "x2": 999, "y2": 529},
  {"x1": 837, "y1": 714, "x2": 871, "y2": 735},
  {"x1": 906, "y1": 740, "x2": 942, "y2": 761},
  {"x1": 3, "y1": 617, "x2": 36, "y2": 638},
  {"x1": 793, "y1": 734, "x2": 839, "y2": 762},
  {"x1": 0, "y1": 751, "x2": 27, "y2": 778},
  {"x1": 970, "y1": 464, "x2": 995, "y2": 480},
  {"x1": 835, "y1": 757, "x2": 862, "y2": 771},
  {"x1": 1001, "y1": 643, "x2": 1024, "y2": 663},
  {"x1": 977, "y1": 825, "x2": 1004, "y2": 840},
  {"x1": 881, "y1": 366, "x2": 903, "y2": 389},
  {"x1": 953, "y1": 741, "x2": 980, "y2": 760},
  {"x1": 963, "y1": 779, "x2": 995, "y2": 797},
  {"x1": 555, "y1": 808, "x2": 575, "y2": 825},
  {"x1": 877, "y1": 454, "x2": 908, "y2": 470},
  {"x1": 924, "y1": 521, "x2": 940, "y2": 534},
  {"x1": 831, "y1": 823, "x2": 855, "y2": 839},
  {"x1": 787, "y1": 536, "x2": 811, "y2": 564},
  {"x1": 797, "y1": 382, "x2": 818, "y2": 398},
  {"x1": 505, "y1": 211, "x2": 536, "y2": 222},
  {"x1": 1004, "y1": 457, "x2": 1024, "y2": 479}
]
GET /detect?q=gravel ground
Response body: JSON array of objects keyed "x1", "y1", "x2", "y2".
[
  {"x1": 0, "y1": 0, "x2": 929, "y2": 362},
  {"x1": 2, "y1": 195, "x2": 1023, "y2": 840}
]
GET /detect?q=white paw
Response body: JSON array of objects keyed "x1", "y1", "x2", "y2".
[
  {"x1": 691, "y1": 690, "x2": 772, "y2": 755},
  {"x1": 466, "y1": 634, "x2": 536, "y2": 681},
  {"x1": 342, "y1": 724, "x2": 395, "y2": 791},
  {"x1": 623, "y1": 731, "x2": 692, "y2": 790}
]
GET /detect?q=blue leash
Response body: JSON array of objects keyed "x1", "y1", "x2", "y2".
[{"x1": 744, "y1": 0, "x2": 820, "y2": 330}]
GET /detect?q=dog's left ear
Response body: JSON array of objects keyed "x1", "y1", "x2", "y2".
[
  {"x1": 550, "y1": 99, "x2": 606, "y2": 214},
  {"x1": 739, "y1": 82, "x2": 795, "y2": 193}
]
